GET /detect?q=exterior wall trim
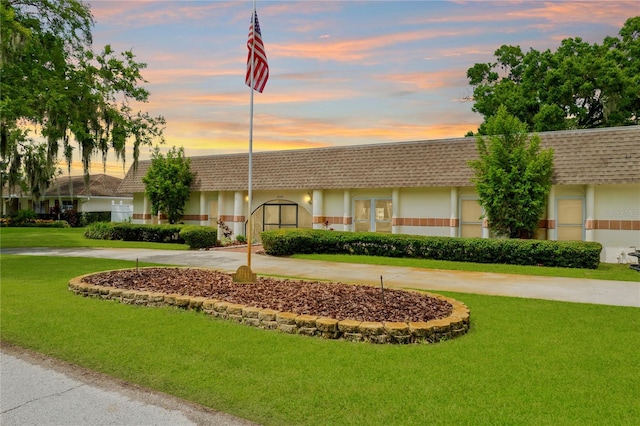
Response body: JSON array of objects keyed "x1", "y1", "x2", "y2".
[
  {"x1": 588, "y1": 220, "x2": 640, "y2": 230},
  {"x1": 220, "y1": 215, "x2": 245, "y2": 222}
]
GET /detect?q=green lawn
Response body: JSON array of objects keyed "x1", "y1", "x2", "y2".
[
  {"x1": 0, "y1": 227, "x2": 189, "y2": 250},
  {"x1": 2, "y1": 227, "x2": 638, "y2": 281},
  {"x1": 1, "y1": 254, "x2": 638, "y2": 425}
]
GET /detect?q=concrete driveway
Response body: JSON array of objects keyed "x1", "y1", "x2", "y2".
[{"x1": 3, "y1": 246, "x2": 639, "y2": 307}]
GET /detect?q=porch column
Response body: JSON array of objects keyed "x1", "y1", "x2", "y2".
[
  {"x1": 142, "y1": 196, "x2": 148, "y2": 224},
  {"x1": 312, "y1": 189, "x2": 324, "y2": 229},
  {"x1": 391, "y1": 188, "x2": 400, "y2": 234},
  {"x1": 233, "y1": 191, "x2": 245, "y2": 237},
  {"x1": 343, "y1": 189, "x2": 351, "y2": 232},
  {"x1": 482, "y1": 203, "x2": 490, "y2": 238},
  {"x1": 199, "y1": 192, "x2": 207, "y2": 226},
  {"x1": 547, "y1": 186, "x2": 557, "y2": 240},
  {"x1": 585, "y1": 184, "x2": 595, "y2": 242},
  {"x1": 450, "y1": 187, "x2": 458, "y2": 237}
]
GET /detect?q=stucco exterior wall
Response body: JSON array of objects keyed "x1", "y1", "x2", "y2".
[
  {"x1": 322, "y1": 190, "x2": 344, "y2": 215},
  {"x1": 593, "y1": 184, "x2": 640, "y2": 263},
  {"x1": 126, "y1": 183, "x2": 640, "y2": 263},
  {"x1": 398, "y1": 187, "x2": 450, "y2": 217},
  {"x1": 554, "y1": 185, "x2": 586, "y2": 197},
  {"x1": 218, "y1": 192, "x2": 237, "y2": 217},
  {"x1": 251, "y1": 190, "x2": 311, "y2": 215},
  {"x1": 595, "y1": 184, "x2": 640, "y2": 220},
  {"x1": 132, "y1": 194, "x2": 147, "y2": 224},
  {"x1": 350, "y1": 189, "x2": 392, "y2": 199},
  {"x1": 393, "y1": 188, "x2": 452, "y2": 236},
  {"x1": 79, "y1": 197, "x2": 131, "y2": 212}
]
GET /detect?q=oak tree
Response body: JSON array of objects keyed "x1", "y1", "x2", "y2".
[
  {"x1": 467, "y1": 16, "x2": 640, "y2": 134},
  {"x1": 1, "y1": 0, "x2": 164, "y2": 201}
]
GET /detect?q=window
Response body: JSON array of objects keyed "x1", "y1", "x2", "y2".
[
  {"x1": 62, "y1": 200, "x2": 74, "y2": 212},
  {"x1": 34, "y1": 201, "x2": 47, "y2": 214},
  {"x1": 354, "y1": 199, "x2": 392, "y2": 233},
  {"x1": 248, "y1": 200, "x2": 312, "y2": 241},
  {"x1": 263, "y1": 203, "x2": 298, "y2": 230}
]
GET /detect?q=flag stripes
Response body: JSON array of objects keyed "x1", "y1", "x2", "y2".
[{"x1": 246, "y1": 11, "x2": 269, "y2": 93}]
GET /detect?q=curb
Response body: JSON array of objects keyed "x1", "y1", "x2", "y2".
[{"x1": 69, "y1": 269, "x2": 470, "y2": 344}]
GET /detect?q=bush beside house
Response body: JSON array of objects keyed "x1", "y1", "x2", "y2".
[
  {"x1": 84, "y1": 222, "x2": 217, "y2": 249},
  {"x1": 261, "y1": 229, "x2": 602, "y2": 269}
]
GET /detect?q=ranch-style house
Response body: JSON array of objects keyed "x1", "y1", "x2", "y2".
[
  {"x1": 2, "y1": 174, "x2": 132, "y2": 218},
  {"x1": 118, "y1": 125, "x2": 640, "y2": 263}
]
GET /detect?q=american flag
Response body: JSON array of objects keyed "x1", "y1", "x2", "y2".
[{"x1": 246, "y1": 11, "x2": 269, "y2": 93}]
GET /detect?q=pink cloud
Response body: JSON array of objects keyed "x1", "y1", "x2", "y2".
[
  {"x1": 406, "y1": 1, "x2": 635, "y2": 26},
  {"x1": 272, "y1": 28, "x2": 475, "y2": 63},
  {"x1": 507, "y1": 1, "x2": 636, "y2": 26},
  {"x1": 380, "y1": 69, "x2": 468, "y2": 91},
  {"x1": 141, "y1": 85, "x2": 360, "y2": 112},
  {"x1": 88, "y1": 1, "x2": 240, "y2": 27}
]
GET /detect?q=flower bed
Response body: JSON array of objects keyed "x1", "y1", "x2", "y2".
[{"x1": 69, "y1": 267, "x2": 470, "y2": 344}]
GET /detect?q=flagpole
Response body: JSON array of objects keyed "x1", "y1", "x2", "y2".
[{"x1": 247, "y1": 0, "x2": 256, "y2": 270}]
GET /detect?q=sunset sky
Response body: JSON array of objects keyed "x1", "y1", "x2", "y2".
[{"x1": 81, "y1": 0, "x2": 637, "y2": 176}]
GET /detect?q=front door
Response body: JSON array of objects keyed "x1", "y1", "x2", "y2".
[
  {"x1": 557, "y1": 198, "x2": 584, "y2": 241},
  {"x1": 354, "y1": 199, "x2": 392, "y2": 233},
  {"x1": 263, "y1": 203, "x2": 298, "y2": 230}
]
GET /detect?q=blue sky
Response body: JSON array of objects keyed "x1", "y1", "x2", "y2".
[{"x1": 83, "y1": 0, "x2": 638, "y2": 176}]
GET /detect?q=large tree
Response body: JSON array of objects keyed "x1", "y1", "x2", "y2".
[
  {"x1": 0, "y1": 0, "x2": 164, "y2": 201},
  {"x1": 468, "y1": 106, "x2": 554, "y2": 239},
  {"x1": 467, "y1": 16, "x2": 640, "y2": 134},
  {"x1": 142, "y1": 146, "x2": 193, "y2": 224}
]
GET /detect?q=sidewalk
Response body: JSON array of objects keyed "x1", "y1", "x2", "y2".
[
  {"x1": 0, "y1": 344, "x2": 257, "y2": 426},
  {"x1": 2, "y1": 247, "x2": 639, "y2": 307}
]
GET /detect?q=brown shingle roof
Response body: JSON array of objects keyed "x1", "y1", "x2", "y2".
[
  {"x1": 3, "y1": 174, "x2": 127, "y2": 198},
  {"x1": 118, "y1": 125, "x2": 640, "y2": 194},
  {"x1": 45, "y1": 174, "x2": 126, "y2": 197}
]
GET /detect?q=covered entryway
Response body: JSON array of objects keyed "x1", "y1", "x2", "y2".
[{"x1": 248, "y1": 200, "x2": 313, "y2": 241}]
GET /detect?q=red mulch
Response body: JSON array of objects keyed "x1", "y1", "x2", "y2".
[{"x1": 82, "y1": 268, "x2": 452, "y2": 323}]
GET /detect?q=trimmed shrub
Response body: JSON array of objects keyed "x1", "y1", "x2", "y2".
[
  {"x1": 260, "y1": 229, "x2": 602, "y2": 269},
  {"x1": 84, "y1": 222, "x2": 115, "y2": 240},
  {"x1": 84, "y1": 223, "x2": 185, "y2": 244},
  {"x1": 179, "y1": 226, "x2": 217, "y2": 249},
  {"x1": 82, "y1": 211, "x2": 111, "y2": 225}
]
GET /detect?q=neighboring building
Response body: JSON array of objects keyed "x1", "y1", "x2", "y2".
[
  {"x1": 2, "y1": 174, "x2": 133, "y2": 219},
  {"x1": 118, "y1": 126, "x2": 640, "y2": 263}
]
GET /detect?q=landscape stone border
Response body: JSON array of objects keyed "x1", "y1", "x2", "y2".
[{"x1": 69, "y1": 268, "x2": 471, "y2": 344}]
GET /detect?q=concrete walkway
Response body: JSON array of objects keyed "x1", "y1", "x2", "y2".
[
  {"x1": 2, "y1": 247, "x2": 639, "y2": 307},
  {"x1": 0, "y1": 344, "x2": 257, "y2": 426}
]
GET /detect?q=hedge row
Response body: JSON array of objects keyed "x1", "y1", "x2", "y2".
[
  {"x1": 260, "y1": 229, "x2": 602, "y2": 269},
  {"x1": 84, "y1": 222, "x2": 217, "y2": 249},
  {"x1": 2, "y1": 209, "x2": 111, "y2": 227},
  {"x1": 0, "y1": 218, "x2": 70, "y2": 228}
]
